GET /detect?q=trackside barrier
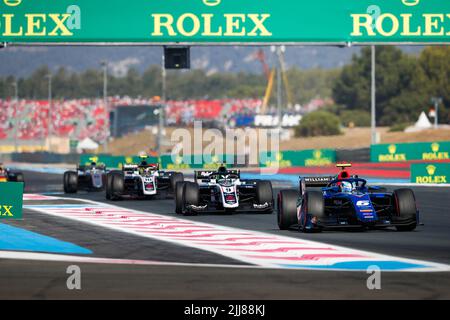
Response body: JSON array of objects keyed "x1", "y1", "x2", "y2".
[
  {"x1": 79, "y1": 154, "x2": 159, "y2": 169},
  {"x1": 9, "y1": 152, "x2": 79, "y2": 164},
  {"x1": 371, "y1": 141, "x2": 450, "y2": 162},
  {"x1": 160, "y1": 154, "x2": 242, "y2": 170},
  {"x1": 259, "y1": 149, "x2": 336, "y2": 168},
  {"x1": 410, "y1": 163, "x2": 450, "y2": 184},
  {"x1": 0, "y1": 182, "x2": 23, "y2": 220}
]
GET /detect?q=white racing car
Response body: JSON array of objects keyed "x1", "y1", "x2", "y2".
[
  {"x1": 63, "y1": 159, "x2": 107, "y2": 193},
  {"x1": 175, "y1": 166, "x2": 273, "y2": 215},
  {"x1": 106, "y1": 157, "x2": 184, "y2": 200}
]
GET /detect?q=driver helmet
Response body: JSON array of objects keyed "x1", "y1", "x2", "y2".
[
  {"x1": 88, "y1": 157, "x2": 98, "y2": 168},
  {"x1": 217, "y1": 165, "x2": 227, "y2": 175},
  {"x1": 341, "y1": 181, "x2": 353, "y2": 194},
  {"x1": 138, "y1": 152, "x2": 149, "y2": 166}
]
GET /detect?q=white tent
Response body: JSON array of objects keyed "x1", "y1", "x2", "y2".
[
  {"x1": 405, "y1": 112, "x2": 432, "y2": 132},
  {"x1": 76, "y1": 137, "x2": 99, "y2": 152}
]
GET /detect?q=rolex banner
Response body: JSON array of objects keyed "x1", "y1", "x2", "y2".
[
  {"x1": 79, "y1": 154, "x2": 159, "y2": 169},
  {"x1": 1, "y1": 0, "x2": 449, "y2": 44},
  {"x1": 411, "y1": 163, "x2": 450, "y2": 184},
  {"x1": 371, "y1": 141, "x2": 450, "y2": 162},
  {"x1": 0, "y1": 182, "x2": 23, "y2": 219},
  {"x1": 160, "y1": 154, "x2": 234, "y2": 170},
  {"x1": 260, "y1": 149, "x2": 336, "y2": 168}
]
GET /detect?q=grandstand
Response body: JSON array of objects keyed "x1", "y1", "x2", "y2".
[{"x1": 0, "y1": 98, "x2": 264, "y2": 144}]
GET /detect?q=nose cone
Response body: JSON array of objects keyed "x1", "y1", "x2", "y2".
[{"x1": 352, "y1": 195, "x2": 377, "y2": 222}]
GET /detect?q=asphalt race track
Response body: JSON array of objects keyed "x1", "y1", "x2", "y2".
[{"x1": 0, "y1": 170, "x2": 449, "y2": 299}]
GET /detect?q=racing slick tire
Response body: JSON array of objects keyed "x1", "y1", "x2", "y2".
[
  {"x1": 170, "y1": 172, "x2": 184, "y2": 193},
  {"x1": 183, "y1": 182, "x2": 199, "y2": 216},
  {"x1": 15, "y1": 172, "x2": 25, "y2": 190},
  {"x1": 106, "y1": 173, "x2": 113, "y2": 200},
  {"x1": 300, "y1": 191, "x2": 325, "y2": 232},
  {"x1": 256, "y1": 180, "x2": 274, "y2": 213},
  {"x1": 393, "y1": 188, "x2": 417, "y2": 232},
  {"x1": 11, "y1": 172, "x2": 24, "y2": 183},
  {"x1": 277, "y1": 189, "x2": 298, "y2": 230},
  {"x1": 109, "y1": 172, "x2": 124, "y2": 201},
  {"x1": 63, "y1": 171, "x2": 78, "y2": 194},
  {"x1": 106, "y1": 171, "x2": 121, "y2": 200},
  {"x1": 175, "y1": 181, "x2": 186, "y2": 214}
]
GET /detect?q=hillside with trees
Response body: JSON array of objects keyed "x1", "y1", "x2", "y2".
[
  {"x1": 332, "y1": 46, "x2": 449, "y2": 126},
  {"x1": 0, "y1": 46, "x2": 448, "y2": 128}
]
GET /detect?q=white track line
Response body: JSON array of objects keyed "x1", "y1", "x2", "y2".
[
  {"x1": 0, "y1": 250, "x2": 261, "y2": 269},
  {"x1": 21, "y1": 194, "x2": 450, "y2": 272}
]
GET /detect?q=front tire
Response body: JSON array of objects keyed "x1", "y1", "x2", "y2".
[
  {"x1": 63, "y1": 171, "x2": 78, "y2": 194},
  {"x1": 175, "y1": 181, "x2": 186, "y2": 214},
  {"x1": 393, "y1": 188, "x2": 417, "y2": 231},
  {"x1": 277, "y1": 189, "x2": 298, "y2": 230},
  {"x1": 300, "y1": 191, "x2": 325, "y2": 232},
  {"x1": 170, "y1": 172, "x2": 184, "y2": 193},
  {"x1": 108, "y1": 172, "x2": 124, "y2": 201},
  {"x1": 183, "y1": 182, "x2": 199, "y2": 216},
  {"x1": 256, "y1": 180, "x2": 274, "y2": 213}
]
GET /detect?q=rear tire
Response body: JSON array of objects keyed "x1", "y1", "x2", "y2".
[
  {"x1": 109, "y1": 172, "x2": 124, "y2": 201},
  {"x1": 175, "y1": 181, "x2": 186, "y2": 214},
  {"x1": 393, "y1": 188, "x2": 417, "y2": 231},
  {"x1": 63, "y1": 171, "x2": 78, "y2": 194},
  {"x1": 277, "y1": 189, "x2": 298, "y2": 230}
]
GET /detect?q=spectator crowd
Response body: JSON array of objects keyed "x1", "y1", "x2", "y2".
[{"x1": 0, "y1": 97, "x2": 263, "y2": 142}]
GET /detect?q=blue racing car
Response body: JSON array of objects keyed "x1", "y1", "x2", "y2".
[{"x1": 277, "y1": 163, "x2": 419, "y2": 232}]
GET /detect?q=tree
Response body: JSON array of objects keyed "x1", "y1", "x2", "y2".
[
  {"x1": 142, "y1": 65, "x2": 162, "y2": 98},
  {"x1": 417, "y1": 46, "x2": 450, "y2": 124},
  {"x1": 0, "y1": 62, "x2": 337, "y2": 104},
  {"x1": 53, "y1": 67, "x2": 71, "y2": 99},
  {"x1": 339, "y1": 110, "x2": 371, "y2": 127},
  {"x1": 332, "y1": 46, "x2": 422, "y2": 126},
  {"x1": 287, "y1": 68, "x2": 340, "y2": 105},
  {"x1": 295, "y1": 111, "x2": 341, "y2": 137},
  {"x1": 21, "y1": 66, "x2": 51, "y2": 99}
]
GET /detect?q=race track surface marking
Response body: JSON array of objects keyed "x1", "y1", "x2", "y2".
[{"x1": 23, "y1": 194, "x2": 450, "y2": 272}]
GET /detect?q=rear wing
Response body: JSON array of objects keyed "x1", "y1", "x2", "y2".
[
  {"x1": 123, "y1": 163, "x2": 158, "y2": 170},
  {"x1": 299, "y1": 176, "x2": 334, "y2": 195},
  {"x1": 195, "y1": 170, "x2": 240, "y2": 183},
  {"x1": 78, "y1": 163, "x2": 106, "y2": 171},
  {"x1": 123, "y1": 164, "x2": 139, "y2": 170}
]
